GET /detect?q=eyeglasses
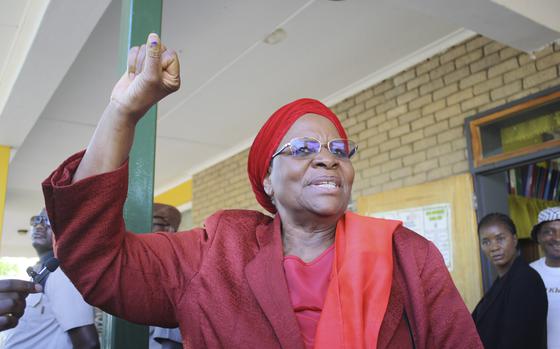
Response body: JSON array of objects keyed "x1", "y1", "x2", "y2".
[
  {"x1": 271, "y1": 137, "x2": 358, "y2": 160},
  {"x1": 30, "y1": 215, "x2": 50, "y2": 227}
]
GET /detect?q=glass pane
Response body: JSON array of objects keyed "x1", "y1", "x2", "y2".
[{"x1": 479, "y1": 100, "x2": 560, "y2": 158}]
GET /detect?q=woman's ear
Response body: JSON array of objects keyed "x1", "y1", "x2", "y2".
[{"x1": 263, "y1": 174, "x2": 273, "y2": 197}]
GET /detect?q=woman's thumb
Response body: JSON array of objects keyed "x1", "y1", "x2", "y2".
[{"x1": 143, "y1": 33, "x2": 162, "y2": 76}]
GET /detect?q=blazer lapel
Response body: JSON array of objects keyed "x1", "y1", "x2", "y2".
[
  {"x1": 377, "y1": 258, "x2": 406, "y2": 348},
  {"x1": 245, "y1": 216, "x2": 304, "y2": 349}
]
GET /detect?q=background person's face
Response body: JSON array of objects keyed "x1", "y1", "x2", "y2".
[
  {"x1": 537, "y1": 220, "x2": 560, "y2": 262},
  {"x1": 30, "y1": 211, "x2": 53, "y2": 253},
  {"x1": 479, "y1": 222, "x2": 517, "y2": 271},
  {"x1": 265, "y1": 114, "x2": 354, "y2": 222},
  {"x1": 152, "y1": 216, "x2": 175, "y2": 232}
]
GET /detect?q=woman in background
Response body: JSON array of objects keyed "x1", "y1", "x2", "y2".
[{"x1": 472, "y1": 213, "x2": 548, "y2": 349}]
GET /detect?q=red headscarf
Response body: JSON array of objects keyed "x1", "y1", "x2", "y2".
[{"x1": 247, "y1": 98, "x2": 348, "y2": 213}]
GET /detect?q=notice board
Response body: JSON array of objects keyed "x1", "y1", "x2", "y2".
[{"x1": 357, "y1": 173, "x2": 482, "y2": 310}]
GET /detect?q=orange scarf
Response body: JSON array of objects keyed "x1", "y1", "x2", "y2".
[{"x1": 314, "y1": 212, "x2": 401, "y2": 349}]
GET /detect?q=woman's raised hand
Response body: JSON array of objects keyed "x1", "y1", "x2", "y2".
[
  {"x1": 110, "y1": 33, "x2": 180, "y2": 123},
  {"x1": 72, "y1": 33, "x2": 180, "y2": 182}
]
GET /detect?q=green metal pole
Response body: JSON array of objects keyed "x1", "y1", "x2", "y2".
[{"x1": 103, "y1": 0, "x2": 162, "y2": 348}]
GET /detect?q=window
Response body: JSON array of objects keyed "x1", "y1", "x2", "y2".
[{"x1": 469, "y1": 90, "x2": 560, "y2": 168}]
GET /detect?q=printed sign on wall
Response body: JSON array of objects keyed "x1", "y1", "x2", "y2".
[{"x1": 372, "y1": 203, "x2": 453, "y2": 270}]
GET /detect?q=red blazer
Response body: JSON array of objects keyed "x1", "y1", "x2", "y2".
[{"x1": 43, "y1": 152, "x2": 482, "y2": 348}]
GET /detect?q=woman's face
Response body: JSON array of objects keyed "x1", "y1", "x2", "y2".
[
  {"x1": 264, "y1": 114, "x2": 354, "y2": 223},
  {"x1": 479, "y1": 222, "x2": 518, "y2": 273}
]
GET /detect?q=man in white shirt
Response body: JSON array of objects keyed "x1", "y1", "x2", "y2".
[
  {"x1": 531, "y1": 206, "x2": 560, "y2": 349},
  {"x1": 3, "y1": 209, "x2": 99, "y2": 349}
]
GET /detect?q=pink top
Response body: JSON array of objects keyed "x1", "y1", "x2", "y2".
[{"x1": 283, "y1": 245, "x2": 335, "y2": 349}]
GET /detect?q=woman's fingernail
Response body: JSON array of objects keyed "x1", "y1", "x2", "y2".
[{"x1": 147, "y1": 33, "x2": 160, "y2": 57}]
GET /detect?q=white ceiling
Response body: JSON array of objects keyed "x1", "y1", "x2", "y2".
[{"x1": 1, "y1": 0, "x2": 559, "y2": 257}]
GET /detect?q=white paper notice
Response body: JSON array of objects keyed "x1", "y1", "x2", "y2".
[{"x1": 371, "y1": 203, "x2": 453, "y2": 270}]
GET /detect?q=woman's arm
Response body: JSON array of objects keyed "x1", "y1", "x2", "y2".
[
  {"x1": 42, "y1": 33, "x2": 192, "y2": 325},
  {"x1": 44, "y1": 154, "x2": 208, "y2": 326},
  {"x1": 73, "y1": 33, "x2": 179, "y2": 183}
]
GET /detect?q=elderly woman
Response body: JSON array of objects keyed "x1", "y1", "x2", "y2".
[
  {"x1": 42, "y1": 34, "x2": 482, "y2": 348},
  {"x1": 472, "y1": 213, "x2": 547, "y2": 349}
]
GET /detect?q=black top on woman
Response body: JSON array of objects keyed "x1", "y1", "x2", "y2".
[{"x1": 472, "y1": 213, "x2": 548, "y2": 349}]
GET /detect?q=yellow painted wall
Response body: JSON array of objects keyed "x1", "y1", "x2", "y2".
[
  {"x1": 154, "y1": 179, "x2": 192, "y2": 207},
  {"x1": 0, "y1": 146, "x2": 10, "y2": 242}
]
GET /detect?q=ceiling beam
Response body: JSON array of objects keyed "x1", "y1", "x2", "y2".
[{"x1": 491, "y1": 0, "x2": 560, "y2": 33}]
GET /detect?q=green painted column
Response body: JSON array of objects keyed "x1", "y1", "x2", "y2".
[{"x1": 102, "y1": 0, "x2": 162, "y2": 348}]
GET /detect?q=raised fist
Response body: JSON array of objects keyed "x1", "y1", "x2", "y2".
[{"x1": 110, "y1": 33, "x2": 180, "y2": 122}]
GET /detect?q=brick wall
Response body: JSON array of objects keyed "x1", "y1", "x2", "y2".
[
  {"x1": 335, "y1": 37, "x2": 560, "y2": 201},
  {"x1": 192, "y1": 36, "x2": 560, "y2": 225},
  {"x1": 193, "y1": 149, "x2": 265, "y2": 225}
]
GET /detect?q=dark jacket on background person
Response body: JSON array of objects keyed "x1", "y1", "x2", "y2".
[{"x1": 472, "y1": 256, "x2": 548, "y2": 349}]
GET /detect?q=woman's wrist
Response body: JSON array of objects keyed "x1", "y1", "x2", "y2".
[{"x1": 107, "y1": 99, "x2": 145, "y2": 129}]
